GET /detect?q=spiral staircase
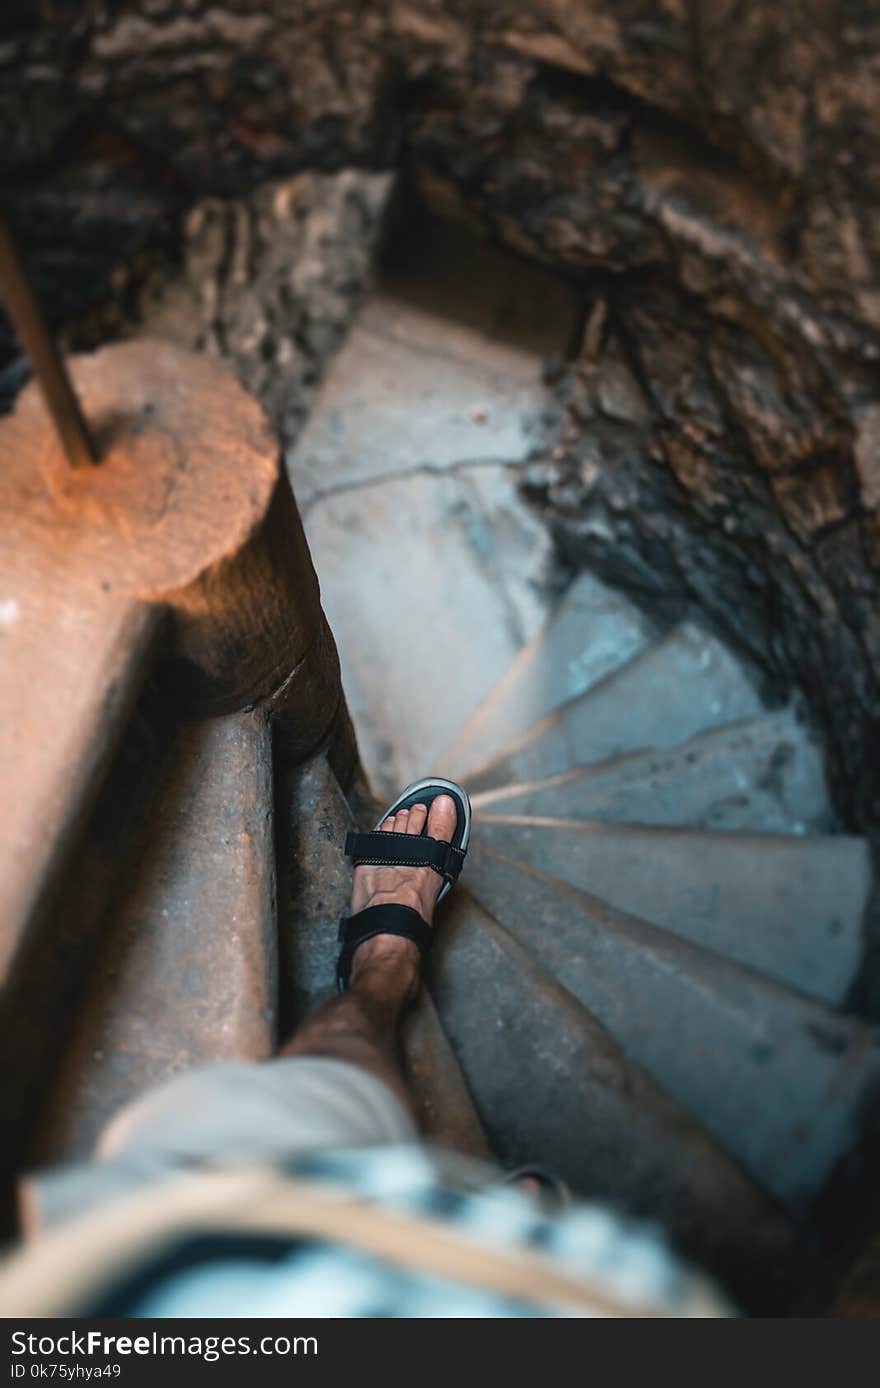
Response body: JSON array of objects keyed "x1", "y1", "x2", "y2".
[{"x1": 4, "y1": 214, "x2": 879, "y2": 1317}]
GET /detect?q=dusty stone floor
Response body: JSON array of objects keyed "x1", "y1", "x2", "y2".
[{"x1": 288, "y1": 215, "x2": 582, "y2": 795}]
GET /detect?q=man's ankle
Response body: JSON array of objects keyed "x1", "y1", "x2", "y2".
[{"x1": 349, "y1": 934, "x2": 421, "y2": 1001}]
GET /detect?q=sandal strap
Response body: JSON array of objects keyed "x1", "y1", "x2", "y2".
[
  {"x1": 336, "y1": 903, "x2": 433, "y2": 993},
  {"x1": 344, "y1": 830, "x2": 466, "y2": 884}
]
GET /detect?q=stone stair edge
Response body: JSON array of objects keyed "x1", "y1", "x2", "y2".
[
  {"x1": 467, "y1": 704, "x2": 824, "y2": 807},
  {"x1": 436, "y1": 569, "x2": 659, "y2": 776},
  {"x1": 470, "y1": 816, "x2": 866, "y2": 847},
  {"x1": 454, "y1": 618, "x2": 767, "y2": 784},
  {"x1": 463, "y1": 837, "x2": 878, "y2": 1034}
]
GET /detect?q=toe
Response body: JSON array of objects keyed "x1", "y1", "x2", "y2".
[
  {"x1": 393, "y1": 808, "x2": 410, "y2": 833},
  {"x1": 407, "y1": 803, "x2": 428, "y2": 834},
  {"x1": 427, "y1": 793, "x2": 457, "y2": 843},
  {"x1": 380, "y1": 816, "x2": 395, "y2": 832}
]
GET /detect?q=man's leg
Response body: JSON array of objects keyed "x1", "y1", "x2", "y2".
[{"x1": 281, "y1": 795, "x2": 458, "y2": 1113}]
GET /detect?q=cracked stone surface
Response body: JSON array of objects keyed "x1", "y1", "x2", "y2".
[
  {"x1": 290, "y1": 223, "x2": 574, "y2": 793},
  {"x1": 290, "y1": 217, "x2": 577, "y2": 507},
  {"x1": 301, "y1": 463, "x2": 554, "y2": 797}
]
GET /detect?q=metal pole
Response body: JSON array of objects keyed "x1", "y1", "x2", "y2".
[{"x1": 0, "y1": 217, "x2": 97, "y2": 467}]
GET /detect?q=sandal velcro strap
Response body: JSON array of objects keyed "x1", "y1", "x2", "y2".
[
  {"x1": 344, "y1": 830, "x2": 466, "y2": 885},
  {"x1": 336, "y1": 903, "x2": 433, "y2": 994}
]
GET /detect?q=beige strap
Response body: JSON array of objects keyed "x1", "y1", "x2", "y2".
[{"x1": 0, "y1": 1167, "x2": 726, "y2": 1318}]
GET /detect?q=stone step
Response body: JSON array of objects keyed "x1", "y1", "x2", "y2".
[
  {"x1": 301, "y1": 466, "x2": 553, "y2": 800},
  {"x1": 432, "y1": 888, "x2": 797, "y2": 1308},
  {"x1": 471, "y1": 707, "x2": 832, "y2": 834},
  {"x1": 401, "y1": 998, "x2": 494, "y2": 1163},
  {"x1": 32, "y1": 711, "x2": 278, "y2": 1163},
  {"x1": 465, "y1": 842, "x2": 880, "y2": 1210},
  {"x1": 440, "y1": 571, "x2": 655, "y2": 781},
  {"x1": 463, "y1": 622, "x2": 765, "y2": 793},
  {"x1": 289, "y1": 214, "x2": 578, "y2": 509},
  {"x1": 472, "y1": 818, "x2": 870, "y2": 1005},
  {"x1": 277, "y1": 749, "x2": 489, "y2": 1158},
  {"x1": 277, "y1": 748, "x2": 356, "y2": 1025},
  {"x1": 288, "y1": 215, "x2": 579, "y2": 799}
]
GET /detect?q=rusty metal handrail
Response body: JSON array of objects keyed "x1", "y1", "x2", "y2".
[{"x1": 0, "y1": 216, "x2": 96, "y2": 468}]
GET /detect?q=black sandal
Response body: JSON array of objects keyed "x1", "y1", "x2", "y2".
[{"x1": 336, "y1": 777, "x2": 471, "y2": 993}]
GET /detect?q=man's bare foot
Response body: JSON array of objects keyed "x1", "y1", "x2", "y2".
[{"x1": 348, "y1": 794, "x2": 457, "y2": 995}]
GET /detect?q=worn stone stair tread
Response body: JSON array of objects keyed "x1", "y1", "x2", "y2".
[
  {"x1": 302, "y1": 467, "x2": 553, "y2": 801},
  {"x1": 288, "y1": 213, "x2": 575, "y2": 799},
  {"x1": 472, "y1": 818, "x2": 869, "y2": 1006},
  {"x1": 32, "y1": 711, "x2": 278, "y2": 1164},
  {"x1": 470, "y1": 706, "x2": 832, "y2": 835},
  {"x1": 402, "y1": 996, "x2": 493, "y2": 1162},
  {"x1": 289, "y1": 214, "x2": 577, "y2": 510},
  {"x1": 462, "y1": 621, "x2": 766, "y2": 793},
  {"x1": 465, "y1": 841, "x2": 880, "y2": 1209},
  {"x1": 431, "y1": 888, "x2": 796, "y2": 1304},
  {"x1": 439, "y1": 571, "x2": 655, "y2": 780},
  {"x1": 279, "y1": 749, "x2": 356, "y2": 1022},
  {"x1": 279, "y1": 750, "x2": 489, "y2": 1157}
]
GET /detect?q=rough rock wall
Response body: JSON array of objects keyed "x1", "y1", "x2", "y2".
[
  {"x1": 2, "y1": 1, "x2": 879, "y2": 819},
  {"x1": 133, "y1": 169, "x2": 393, "y2": 446}
]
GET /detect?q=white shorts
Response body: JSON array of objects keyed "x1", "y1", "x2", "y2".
[{"x1": 23, "y1": 1057, "x2": 418, "y2": 1231}]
